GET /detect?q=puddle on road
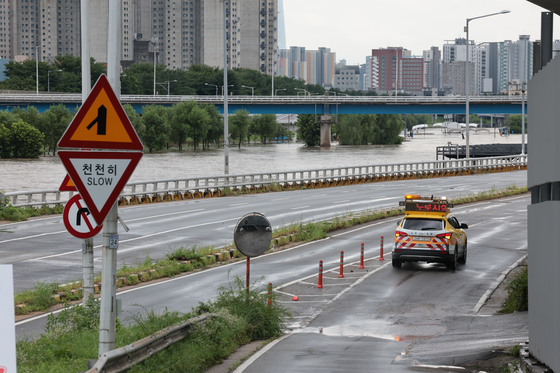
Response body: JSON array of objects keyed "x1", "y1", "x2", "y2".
[{"x1": 301, "y1": 321, "x2": 446, "y2": 342}]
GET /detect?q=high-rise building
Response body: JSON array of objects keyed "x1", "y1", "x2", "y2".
[
  {"x1": 1, "y1": 0, "x2": 278, "y2": 75},
  {"x1": 278, "y1": 46, "x2": 335, "y2": 88},
  {"x1": 371, "y1": 47, "x2": 423, "y2": 94},
  {"x1": 423, "y1": 46, "x2": 441, "y2": 90},
  {"x1": 496, "y1": 36, "x2": 534, "y2": 93}
]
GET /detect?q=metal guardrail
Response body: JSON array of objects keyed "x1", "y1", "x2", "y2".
[
  {"x1": 0, "y1": 93, "x2": 524, "y2": 105},
  {"x1": 1, "y1": 155, "x2": 527, "y2": 208},
  {"x1": 85, "y1": 313, "x2": 216, "y2": 373}
]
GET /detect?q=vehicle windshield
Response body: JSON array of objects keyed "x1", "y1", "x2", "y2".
[{"x1": 402, "y1": 218, "x2": 444, "y2": 230}]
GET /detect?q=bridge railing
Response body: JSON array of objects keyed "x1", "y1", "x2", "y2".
[
  {"x1": 1, "y1": 155, "x2": 527, "y2": 208},
  {"x1": 0, "y1": 93, "x2": 524, "y2": 104}
]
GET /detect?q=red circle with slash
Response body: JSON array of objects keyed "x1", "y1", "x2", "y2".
[{"x1": 63, "y1": 194, "x2": 103, "y2": 239}]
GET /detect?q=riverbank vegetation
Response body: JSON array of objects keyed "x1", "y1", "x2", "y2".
[
  {"x1": 11, "y1": 184, "x2": 527, "y2": 316},
  {"x1": 16, "y1": 275, "x2": 289, "y2": 373}
]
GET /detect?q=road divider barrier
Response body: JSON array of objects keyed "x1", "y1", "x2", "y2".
[
  {"x1": 380, "y1": 236, "x2": 385, "y2": 261},
  {"x1": 318, "y1": 260, "x2": 324, "y2": 289},
  {"x1": 2, "y1": 155, "x2": 527, "y2": 208},
  {"x1": 339, "y1": 251, "x2": 345, "y2": 278},
  {"x1": 359, "y1": 243, "x2": 365, "y2": 269}
]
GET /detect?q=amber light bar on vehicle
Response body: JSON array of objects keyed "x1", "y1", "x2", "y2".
[{"x1": 400, "y1": 194, "x2": 454, "y2": 208}]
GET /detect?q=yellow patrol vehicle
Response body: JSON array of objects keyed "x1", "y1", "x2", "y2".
[{"x1": 392, "y1": 194, "x2": 468, "y2": 270}]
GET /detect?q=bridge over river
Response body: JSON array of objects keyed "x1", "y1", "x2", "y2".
[{"x1": 0, "y1": 94, "x2": 523, "y2": 115}]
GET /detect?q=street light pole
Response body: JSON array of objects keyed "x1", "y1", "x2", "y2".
[
  {"x1": 167, "y1": 79, "x2": 177, "y2": 96},
  {"x1": 222, "y1": 0, "x2": 229, "y2": 175},
  {"x1": 152, "y1": 37, "x2": 158, "y2": 96},
  {"x1": 205, "y1": 83, "x2": 218, "y2": 96},
  {"x1": 241, "y1": 85, "x2": 254, "y2": 98},
  {"x1": 275, "y1": 88, "x2": 286, "y2": 95},
  {"x1": 465, "y1": 10, "x2": 510, "y2": 159},
  {"x1": 36, "y1": 44, "x2": 44, "y2": 94},
  {"x1": 221, "y1": 84, "x2": 233, "y2": 96},
  {"x1": 48, "y1": 69, "x2": 62, "y2": 92}
]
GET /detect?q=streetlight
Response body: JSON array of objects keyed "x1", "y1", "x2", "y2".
[
  {"x1": 294, "y1": 88, "x2": 307, "y2": 96},
  {"x1": 221, "y1": 84, "x2": 234, "y2": 96},
  {"x1": 48, "y1": 69, "x2": 62, "y2": 92},
  {"x1": 241, "y1": 85, "x2": 254, "y2": 98},
  {"x1": 36, "y1": 44, "x2": 44, "y2": 94},
  {"x1": 156, "y1": 80, "x2": 177, "y2": 96},
  {"x1": 465, "y1": 9, "x2": 510, "y2": 159},
  {"x1": 205, "y1": 83, "x2": 218, "y2": 96},
  {"x1": 152, "y1": 37, "x2": 158, "y2": 96},
  {"x1": 275, "y1": 88, "x2": 286, "y2": 95}
]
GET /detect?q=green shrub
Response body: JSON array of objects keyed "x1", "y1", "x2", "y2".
[{"x1": 499, "y1": 266, "x2": 528, "y2": 314}]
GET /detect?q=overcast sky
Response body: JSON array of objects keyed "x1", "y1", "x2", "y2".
[{"x1": 283, "y1": 0, "x2": 560, "y2": 65}]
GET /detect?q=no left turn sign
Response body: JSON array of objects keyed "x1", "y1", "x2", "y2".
[{"x1": 63, "y1": 194, "x2": 103, "y2": 239}]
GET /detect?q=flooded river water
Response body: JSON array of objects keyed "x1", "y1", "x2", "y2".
[{"x1": 1, "y1": 130, "x2": 523, "y2": 193}]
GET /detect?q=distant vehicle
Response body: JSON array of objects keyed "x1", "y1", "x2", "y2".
[{"x1": 392, "y1": 194, "x2": 468, "y2": 270}]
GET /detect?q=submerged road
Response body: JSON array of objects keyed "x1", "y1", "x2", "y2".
[{"x1": 2, "y1": 170, "x2": 526, "y2": 292}]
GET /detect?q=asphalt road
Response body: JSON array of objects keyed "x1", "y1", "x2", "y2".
[
  {"x1": 2, "y1": 170, "x2": 526, "y2": 292},
  {"x1": 13, "y1": 172, "x2": 529, "y2": 370},
  {"x1": 235, "y1": 194, "x2": 529, "y2": 372}
]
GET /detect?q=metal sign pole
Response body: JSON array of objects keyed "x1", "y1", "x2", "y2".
[
  {"x1": 82, "y1": 237, "x2": 94, "y2": 303},
  {"x1": 99, "y1": 0, "x2": 121, "y2": 356},
  {"x1": 81, "y1": 0, "x2": 92, "y2": 307},
  {"x1": 246, "y1": 257, "x2": 250, "y2": 294}
]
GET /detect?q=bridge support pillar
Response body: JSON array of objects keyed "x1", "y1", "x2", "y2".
[{"x1": 320, "y1": 115, "x2": 332, "y2": 148}]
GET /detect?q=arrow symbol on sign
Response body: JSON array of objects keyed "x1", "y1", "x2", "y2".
[
  {"x1": 76, "y1": 207, "x2": 90, "y2": 226},
  {"x1": 86, "y1": 105, "x2": 107, "y2": 135}
]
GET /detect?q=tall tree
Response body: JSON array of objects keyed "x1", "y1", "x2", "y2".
[
  {"x1": 249, "y1": 114, "x2": 277, "y2": 144},
  {"x1": 170, "y1": 101, "x2": 197, "y2": 150},
  {"x1": 142, "y1": 105, "x2": 170, "y2": 152},
  {"x1": 296, "y1": 114, "x2": 320, "y2": 146},
  {"x1": 40, "y1": 104, "x2": 75, "y2": 154},
  {"x1": 9, "y1": 120, "x2": 44, "y2": 158},
  {"x1": 185, "y1": 105, "x2": 210, "y2": 150},
  {"x1": 200, "y1": 104, "x2": 223, "y2": 149},
  {"x1": 229, "y1": 109, "x2": 250, "y2": 148},
  {"x1": 123, "y1": 104, "x2": 145, "y2": 141}
]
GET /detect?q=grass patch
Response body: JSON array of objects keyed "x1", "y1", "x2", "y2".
[
  {"x1": 14, "y1": 282, "x2": 60, "y2": 315},
  {"x1": 499, "y1": 265, "x2": 528, "y2": 314},
  {"x1": 17, "y1": 275, "x2": 289, "y2": 373},
  {"x1": 0, "y1": 204, "x2": 63, "y2": 222}
]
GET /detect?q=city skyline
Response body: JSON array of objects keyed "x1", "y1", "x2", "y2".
[{"x1": 283, "y1": 0, "x2": 560, "y2": 65}]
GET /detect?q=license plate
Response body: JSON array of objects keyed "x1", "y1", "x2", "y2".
[{"x1": 414, "y1": 236, "x2": 431, "y2": 241}]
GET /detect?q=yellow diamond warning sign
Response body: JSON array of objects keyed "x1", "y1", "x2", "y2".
[{"x1": 58, "y1": 74, "x2": 143, "y2": 151}]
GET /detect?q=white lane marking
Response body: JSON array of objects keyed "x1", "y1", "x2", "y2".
[
  {"x1": 271, "y1": 198, "x2": 290, "y2": 201},
  {"x1": 291, "y1": 206, "x2": 310, "y2": 210},
  {"x1": 25, "y1": 217, "x2": 240, "y2": 262},
  {"x1": 1, "y1": 209, "x2": 206, "y2": 245},
  {"x1": 233, "y1": 334, "x2": 292, "y2": 373},
  {"x1": 234, "y1": 259, "x2": 391, "y2": 373},
  {"x1": 332, "y1": 200, "x2": 351, "y2": 204},
  {"x1": 229, "y1": 203, "x2": 249, "y2": 207},
  {"x1": 474, "y1": 253, "x2": 528, "y2": 313},
  {"x1": 124, "y1": 209, "x2": 204, "y2": 223},
  {"x1": 0, "y1": 230, "x2": 67, "y2": 244}
]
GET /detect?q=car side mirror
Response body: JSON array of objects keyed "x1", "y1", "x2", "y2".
[{"x1": 460, "y1": 223, "x2": 468, "y2": 229}]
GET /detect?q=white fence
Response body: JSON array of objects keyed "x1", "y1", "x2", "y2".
[{"x1": 1, "y1": 155, "x2": 527, "y2": 208}]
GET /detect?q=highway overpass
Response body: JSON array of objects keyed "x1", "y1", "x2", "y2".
[{"x1": 0, "y1": 93, "x2": 524, "y2": 115}]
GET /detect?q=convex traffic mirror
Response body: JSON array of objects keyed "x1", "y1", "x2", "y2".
[{"x1": 233, "y1": 212, "x2": 272, "y2": 257}]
